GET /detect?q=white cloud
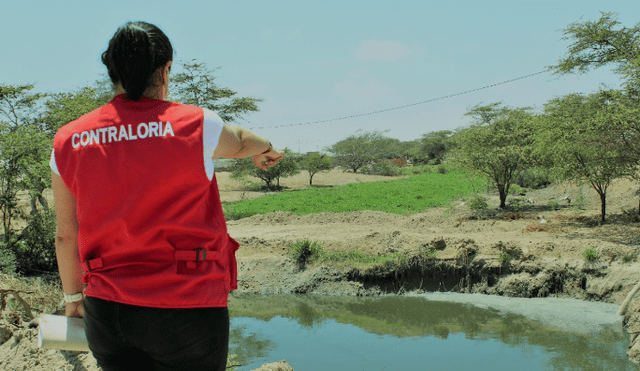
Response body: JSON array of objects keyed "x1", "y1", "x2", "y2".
[
  {"x1": 334, "y1": 69, "x2": 399, "y2": 102},
  {"x1": 354, "y1": 40, "x2": 420, "y2": 62}
]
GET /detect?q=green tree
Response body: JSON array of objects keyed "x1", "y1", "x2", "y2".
[
  {"x1": 300, "y1": 153, "x2": 333, "y2": 185},
  {"x1": 450, "y1": 103, "x2": 535, "y2": 209},
  {"x1": 417, "y1": 130, "x2": 454, "y2": 165},
  {"x1": 0, "y1": 84, "x2": 47, "y2": 245},
  {"x1": 326, "y1": 130, "x2": 389, "y2": 173},
  {"x1": 396, "y1": 139, "x2": 420, "y2": 162},
  {"x1": 38, "y1": 81, "x2": 112, "y2": 214},
  {"x1": 231, "y1": 149, "x2": 300, "y2": 190},
  {"x1": 536, "y1": 91, "x2": 637, "y2": 222},
  {"x1": 44, "y1": 82, "x2": 112, "y2": 132},
  {"x1": 548, "y1": 11, "x2": 640, "y2": 92},
  {"x1": 170, "y1": 60, "x2": 261, "y2": 122}
]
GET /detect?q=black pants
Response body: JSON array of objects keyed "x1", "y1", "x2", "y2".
[{"x1": 83, "y1": 296, "x2": 229, "y2": 371}]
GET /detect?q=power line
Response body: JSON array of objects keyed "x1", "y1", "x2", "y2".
[{"x1": 247, "y1": 70, "x2": 548, "y2": 130}]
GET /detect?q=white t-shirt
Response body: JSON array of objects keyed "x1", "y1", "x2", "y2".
[{"x1": 50, "y1": 108, "x2": 225, "y2": 181}]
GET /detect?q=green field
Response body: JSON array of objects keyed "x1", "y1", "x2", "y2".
[{"x1": 223, "y1": 171, "x2": 486, "y2": 219}]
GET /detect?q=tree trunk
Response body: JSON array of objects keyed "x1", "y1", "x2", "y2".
[
  {"x1": 498, "y1": 185, "x2": 507, "y2": 209},
  {"x1": 599, "y1": 191, "x2": 607, "y2": 223},
  {"x1": 309, "y1": 173, "x2": 314, "y2": 186}
]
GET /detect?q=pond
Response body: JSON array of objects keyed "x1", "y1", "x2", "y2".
[{"x1": 228, "y1": 293, "x2": 639, "y2": 371}]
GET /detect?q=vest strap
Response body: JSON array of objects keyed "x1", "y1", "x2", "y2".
[
  {"x1": 82, "y1": 258, "x2": 103, "y2": 272},
  {"x1": 82, "y1": 249, "x2": 219, "y2": 272},
  {"x1": 175, "y1": 249, "x2": 219, "y2": 269}
]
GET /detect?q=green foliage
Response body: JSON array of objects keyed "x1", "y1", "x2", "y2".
[
  {"x1": 416, "y1": 130, "x2": 454, "y2": 165},
  {"x1": 449, "y1": 103, "x2": 536, "y2": 208},
  {"x1": 516, "y1": 167, "x2": 551, "y2": 189},
  {"x1": 169, "y1": 60, "x2": 261, "y2": 122},
  {"x1": 361, "y1": 161, "x2": 402, "y2": 176},
  {"x1": 498, "y1": 252, "x2": 511, "y2": 263},
  {"x1": 573, "y1": 188, "x2": 588, "y2": 210},
  {"x1": 319, "y1": 250, "x2": 406, "y2": 268},
  {"x1": 509, "y1": 184, "x2": 527, "y2": 196},
  {"x1": 402, "y1": 165, "x2": 432, "y2": 175},
  {"x1": 224, "y1": 171, "x2": 485, "y2": 218},
  {"x1": 537, "y1": 91, "x2": 637, "y2": 222},
  {"x1": 583, "y1": 249, "x2": 600, "y2": 261},
  {"x1": 13, "y1": 209, "x2": 57, "y2": 274},
  {"x1": 0, "y1": 84, "x2": 51, "y2": 244},
  {"x1": 289, "y1": 240, "x2": 323, "y2": 269},
  {"x1": 420, "y1": 246, "x2": 437, "y2": 259},
  {"x1": 506, "y1": 198, "x2": 524, "y2": 212},
  {"x1": 547, "y1": 200, "x2": 561, "y2": 210},
  {"x1": 300, "y1": 153, "x2": 333, "y2": 185},
  {"x1": 44, "y1": 82, "x2": 112, "y2": 132},
  {"x1": 0, "y1": 247, "x2": 17, "y2": 274},
  {"x1": 548, "y1": 12, "x2": 640, "y2": 91},
  {"x1": 436, "y1": 165, "x2": 447, "y2": 174},
  {"x1": 231, "y1": 149, "x2": 300, "y2": 190},
  {"x1": 467, "y1": 194, "x2": 489, "y2": 211},
  {"x1": 326, "y1": 130, "x2": 391, "y2": 173},
  {"x1": 623, "y1": 255, "x2": 634, "y2": 263}
]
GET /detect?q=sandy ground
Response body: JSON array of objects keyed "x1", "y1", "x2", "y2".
[{"x1": 3, "y1": 167, "x2": 640, "y2": 369}]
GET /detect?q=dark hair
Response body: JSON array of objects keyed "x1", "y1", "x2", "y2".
[{"x1": 101, "y1": 21, "x2": 173, "y2": 101}]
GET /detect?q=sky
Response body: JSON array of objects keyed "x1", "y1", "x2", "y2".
[{"x1": 1, "y1": 1, "x2": 638, "y2": 153}]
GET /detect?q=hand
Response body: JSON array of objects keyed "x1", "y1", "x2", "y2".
[
  {"x1": 252, "y1": 149, "x2": 284, "y2": 170},
  {"x1": 65, "y1": 300, "x2": 84, "y2": 318}
]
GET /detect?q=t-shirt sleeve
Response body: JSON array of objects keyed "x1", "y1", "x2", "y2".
[
  {"x1": 50, "y1": 149, "x2": 60, "y2": 176},
  {"x1": 202, "y1": 108, "x2": 225, "y2": 180}
]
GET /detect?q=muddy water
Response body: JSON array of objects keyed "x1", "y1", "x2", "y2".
[{"x1": 228, "y1": 293, "x2": 639, "y2": 371}]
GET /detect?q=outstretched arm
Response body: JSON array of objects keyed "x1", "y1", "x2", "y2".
[{"x1": 213, "y1": 124, "x2": 284, "y2": 170}]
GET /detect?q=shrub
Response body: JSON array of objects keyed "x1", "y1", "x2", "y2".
[
  {"x1": 361, "y1": 161, "x2": 402, "y2": 176},
  {"x1": 509, "y1": 184, "x2": 527, "y2": 196},
  {"x1": 420, "y1": 246, "x2": 437, "y2": 259},
  {"x1": 547, "y1": 200, "x2": 561, "y2": 210},
  {"x1": 623, "y1": 255, "x2": 633, "y2": 263},
  {"x1": 13, "y1": 209, "x2": 57, "y2": 274},
  {"x1": 498, "y1": 252, "x2": 511, "y2": 263},
  {"x1": 0, "y1": 247, "x2": 17, "y2": 274},
  {"x1": 507, "y1": 198, "x2": 524, "y2": 211},
  {"x1": 516, "y1": 167, "x2": 551, "y2": 189},
  {"x1": 583, "y1": 249, "x2": 599, "y2": 261},
  {"x1": 467, "y1": 194, "x2": 488, "y2": 211},
  {"x1": 289, "y1": 240, "x2": 323, "y2": 269},
  {"x1": 436, "y1": 165, "x2": 447, "y2": 174},
  {"x1": 573, "y1": 188, "x2": 587, "y2": 210}
]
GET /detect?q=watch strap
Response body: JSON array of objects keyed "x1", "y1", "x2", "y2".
[{"x1": 64, "y1": 292, "x2": 84, "y2": 303}]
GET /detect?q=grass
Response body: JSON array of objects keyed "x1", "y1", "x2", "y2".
[
  {"x1": 583, "y1": 249, "x2": 600, "y2": 261},
  {"x1": 498, "y1": 252, "x2": 512, "y2": 263},
  {"x1": 319, "y1": 250, "x2": 406, "y2": 268},
  {"x1": 224, "y1": 171, "x2": 485, "y2": 219},
  {"x1": 287, "y1": 240, "x2": 407, "y2": 270}
]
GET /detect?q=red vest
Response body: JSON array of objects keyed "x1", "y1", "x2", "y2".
[{"x1": 53, "y1": 95, "x2": 238, "y2": 308}]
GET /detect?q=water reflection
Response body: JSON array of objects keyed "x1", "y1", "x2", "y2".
[
  {"x1": 228, "y1": 293, "x2": 638, "y2": 371},
  {"x1": 228, "y1": 325, "x2": 274, "y2": 367}
]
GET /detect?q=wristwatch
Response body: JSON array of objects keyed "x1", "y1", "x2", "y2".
[{"x1": 64, "y1": 292, "x2": 84, "y2": 303}]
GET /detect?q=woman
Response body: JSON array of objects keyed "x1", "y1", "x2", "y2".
[{"x1": 51, "y1": 21, "x2": 284, "y2": 371}]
